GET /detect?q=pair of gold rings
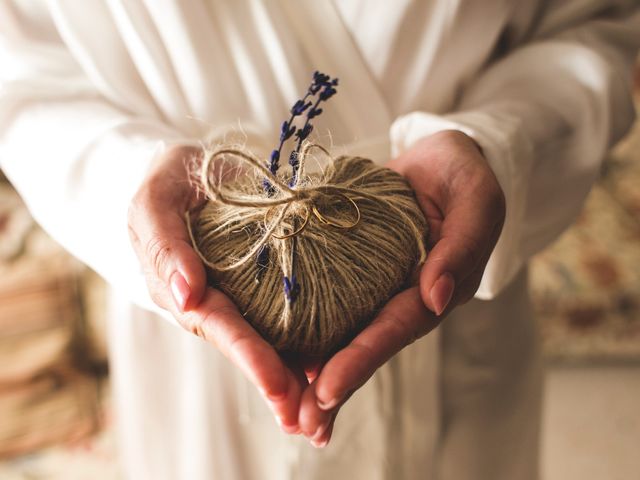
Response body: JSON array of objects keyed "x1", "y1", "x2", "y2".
[{"x1": 264, "y1": 193, "x2": 361, "y2": 240}]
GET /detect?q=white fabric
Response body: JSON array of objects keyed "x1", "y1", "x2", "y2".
[{"x1": 0, "y1": 1, "x2": 638, "y2": 479}]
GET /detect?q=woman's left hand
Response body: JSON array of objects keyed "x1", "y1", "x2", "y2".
[{"x1": 295, "y1": 130, "x2": 506, "y2": 447}]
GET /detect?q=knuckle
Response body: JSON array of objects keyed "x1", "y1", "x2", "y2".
[
  {"x1": 394, "y1": 316, "x2": 422, "y2": 347},
  {"x1": 189, "y1": 323, "x2": 207, "y2": 341},
  {"x1": 383, "y1": 310, "x2": 422, "y2": 348},
  {"x1": 145, "y1": 236, "x2": 173, "y2": 280},
  {"x1": 228, "y1": 332, "x2": 250, "y2": 354},
  {"x1": 173, "y1": 310, "x2": 209, "y2": 342},
  {"x1": 203, "y1": 304, "x2": 238, "y2": 328},
  {"x1": 199, "y1": 304, "x2": 240, "y2": 348},
  {"x1": 350, "y1": 340, "x2": 377, "y2": 360},
  {"x1": 226, "y1": 331, "x2": 255, "y2": 361}
]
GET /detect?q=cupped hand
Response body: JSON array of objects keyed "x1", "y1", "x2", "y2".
[
  {"x1": 127, "y1": 144, "x2": 306, "y2": 432},
  {"x1": 388, "y1": 129, "x2": 506, "y2": 315},
  {"x1": 296, "y1": 129, "x2": 506, "y2": 447}
]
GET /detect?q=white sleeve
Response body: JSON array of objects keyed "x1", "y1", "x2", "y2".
[
  {"x1": 0, "y1": 2, "x2": 191, "y2": 324},
  {"x1": 390, "y1": 0, "x2": 640, "y2": 299}
]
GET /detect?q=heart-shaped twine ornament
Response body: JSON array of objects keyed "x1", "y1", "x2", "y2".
[{"x1": 187, "y1": 72, "x2": 427, "y2": 356}]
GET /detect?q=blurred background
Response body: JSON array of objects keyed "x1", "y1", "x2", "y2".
[{"x1": 0, "y1": 63, "x2": 638, "y2": 480}]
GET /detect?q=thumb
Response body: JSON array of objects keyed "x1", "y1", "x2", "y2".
[
  {"x1": 420, "y1": 199, "x2": 503, "y2": 316},
  {"x1": 128, "y1": 187, "x2": 207, "y2": 313},
  {"x1": 147, "y1": 213, "x2": 207, "y2": 312}
]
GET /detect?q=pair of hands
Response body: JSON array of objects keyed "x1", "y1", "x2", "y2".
[{"x1": 127, "y1": 130, "x2": 505, "y2": 448}]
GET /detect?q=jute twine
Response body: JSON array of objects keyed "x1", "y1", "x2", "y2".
[{"x1": 187, "y1": 142, "x2": 427, "y2": 355}]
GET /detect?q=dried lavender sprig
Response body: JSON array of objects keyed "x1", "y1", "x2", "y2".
[
  {"x1": 262, "y1": 71, "x2": 339, "y2": 193},
  {"x1": 283, "y1": 274, "x2": 299, "y2": 303},
  {"x1": 259, "y1": 71, "x2": 339, "y2": 306},
  {"x1": 258, "y1": 73, "x2": 331, "y2": 274},
  {"x1": 282, "y1": 73, "x2": 338, "y2": 304},
  {"x1": 261, "y1": 95, "x2": 312, "y2": 195},
  {"x1": 289, "y1": 77, "x2": 338, "y2": 186}
]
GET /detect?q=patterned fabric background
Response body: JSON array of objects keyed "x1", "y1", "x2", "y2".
[{"x1": 530, "y1": 87, "x2": 640, "y2": 363}]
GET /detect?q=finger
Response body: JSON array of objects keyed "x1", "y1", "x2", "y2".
[
  {"x1": 299, "y1": 383, "x2": 354, "y2": 447},
  {"x1": 273, "y1": 368, "x2": 306, "y2": 434},
  {"x1": 128, "y1": 192, "x2": 206, "y2": 312},
  {"x1": 277, "y1": 358, "x2": 310, "y2": 433},
  {"x1": 311, "y1": 416, "x2": 335, "y2": 449},
  {"x1": 299, "y1": 380, "x2": 332, "y2": 440},
  {"x1": 179, "y1": 288, "x2": 303, "y2": 429},
  {"x1": 420, "y1": 191, "x2": 504, "y2": 315},
  {"x1": 314, "y1": 288, "x2": 438, "y2": 411}
]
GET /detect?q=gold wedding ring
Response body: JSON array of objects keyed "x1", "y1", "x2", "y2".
[
  {"x1": 264, "y1": 193, "x2": 360, "y2": 240},
  {"x1": 312, "y1": 193, "x2": 361, "y2": 229},
  {"x1": 264, "y1": 204, "x2": 311, "y2": 240}
]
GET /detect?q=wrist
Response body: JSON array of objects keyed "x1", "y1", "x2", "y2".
[{"x1": 428, "y1": 129, "x2": 485, "y2": 157}]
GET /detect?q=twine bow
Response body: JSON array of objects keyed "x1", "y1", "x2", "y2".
[{"x1": 187, "y1": 142, "x2": 376, "y2": 273}]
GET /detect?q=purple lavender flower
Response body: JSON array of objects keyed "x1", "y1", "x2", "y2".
[
  {"x1": 291, "y1": 99, "x2": 312, "y2": 115},
  {"x1": 319, "y1": 85, "x2": 337, "y2": 101},
  {"x1": 283, "y1": 275, "x2": 300, "y2": 304},
  {"x1": 307, "y1": 107, "x2": 323, "y2": 119},
  {"x1": 295, "y1": 123, "x2": 313, "y2": 142},
  {"x1": 269, "y1": 149, "x2": 280, "y2": 173},
  {"x1": 260, "y1": 71, "x2": 339, "y2": 303},
  {"x1": 264, "y1": 71, "x2": 339, "y2": 192},
  {"x1": 280, "y1": 121, "x2": 296, "y2": 142}
]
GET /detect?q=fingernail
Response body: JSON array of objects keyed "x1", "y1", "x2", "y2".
[
  {"x1": 431, "y1": 272, "x2": 455, "y2": 316},
  {"x1": 313, "y1": 420, "x2": 330, "y2": 441},
  {"x1": 311, "y1": 438, "x2": 328, "y2": 449},
  {"x1": 276, "y1": 416, "x2": 299, "y2": 434},
  {"x1": 266, "y1": 390, "x2": 287, "y2": 402},
  {"x1": 170, "y1": 271, "x2": 190, "y2": 312},
  {"x1": 282, "y1": 424, "x2": 299, "y2": 434},
  {"x1": 317, "y1": 397, "x2": 339, "y2": 411}
]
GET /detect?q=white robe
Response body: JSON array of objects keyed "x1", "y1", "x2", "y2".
[{"x1": 1, "y1": 1, "x2": 638, "y2": 479}]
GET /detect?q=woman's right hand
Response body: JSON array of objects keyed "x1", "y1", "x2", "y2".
[{"x1": 127, "y1": 144, "x2": 305, "y2": 433}]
